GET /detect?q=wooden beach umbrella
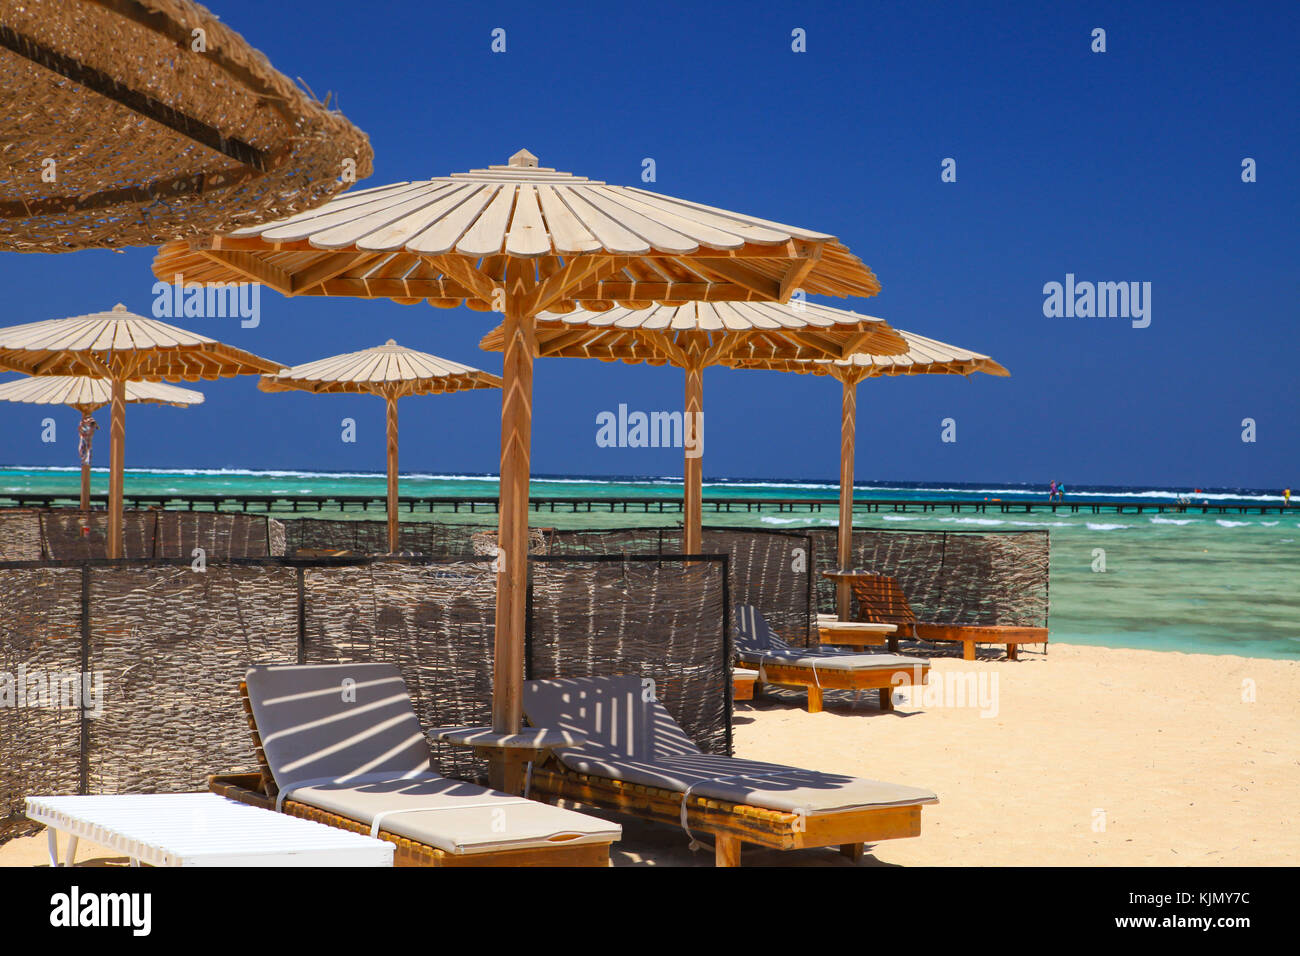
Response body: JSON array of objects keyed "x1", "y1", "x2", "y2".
[
  {"x1": 728, "y1": 323, "x2": 1009, "y2": 619},
  {"x1": 479, "y1": 301, "x2": 907, "y2": 553},
  {"x1": 0, "y1": 0, "x2": 372, "y2": 252},
  {"x1": 0, "y1": 303, "x2": 281, "y2": 556},
  {"x1": 0, "y1": 374, "x2": 203, "y2": 508},
  {"x1": 150, "y1": 147, "x2": 883, "y2": 760},
  {"x1": 259, "y1": 340, "x2": 501, "y2": 552}
]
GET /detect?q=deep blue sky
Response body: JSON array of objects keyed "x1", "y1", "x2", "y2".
[{"x1": 1, "y1": 1, "x2": 1296, "y2": 489}]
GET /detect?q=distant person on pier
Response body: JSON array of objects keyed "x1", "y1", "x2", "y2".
[
  {"x1": 1048, "y1": 479, "x2": 1059, "y2": 501},
  {"x1": 1286, "y1": 488, "x2": 1292, "y2": 506}
]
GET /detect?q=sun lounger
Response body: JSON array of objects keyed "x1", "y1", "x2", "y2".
[
  {"x1": 846, "y1": 575, "x2": 1049, "y2": 660},
  {"x1": 734, "y1": 605, "x2": 929, "y2": 712},
  {"x1": 208, "y1": 662, "x2": 620, "y2": 866},
  {"x1": 521, "y1": 675, "x2": 938, "y2": 866}
]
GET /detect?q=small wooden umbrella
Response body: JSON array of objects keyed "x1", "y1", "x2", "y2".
[
  {"x1": 0, "y1": 303, "x2": 281, "y2": 556},
  {"x1": 0, "y1": 374, "x2": 203, "y2": 508},
  {"x1": 728, "y1": 323, "x2": 1009, "y2": 618},
  {"x1": 259, "y1": 340, "x2": 501, "y2": 552},
  {"x1": 0, "y1": 0, "x2": 372, "y2": 252},
  {"x1": 151, "y1": 147, "x2": 884, "y2": 774},
  {"x1": 479, "y1": 301, "x2": 908, "y2": 552}
]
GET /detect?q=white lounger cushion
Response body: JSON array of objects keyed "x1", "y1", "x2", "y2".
[
  {"x1": 244, "y1": 664, "x2": 619, "y2": 854},
  {"x1": 523, "y1": 676, "x2": 937, "y2": 816},
  {"x1": 287, "y1": 772, "x2": 617, "y2": 854}
]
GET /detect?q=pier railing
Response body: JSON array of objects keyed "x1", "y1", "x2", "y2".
[{"x1": 0, "y1": 491, "x2": 1285, "y2": 516}]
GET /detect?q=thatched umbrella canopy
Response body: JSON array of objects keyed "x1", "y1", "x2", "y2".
[
  {"x1": 0, "y1": 0, "x2": 372, "y2": 252},
  {"x1": 150, "y1": 147, "x2": 883, "y2": 775},
  {"x1": 479, "y1": 301, "x2": 907, "y2": 552},
  {"x1": 728, "y1": 324, "x2": 1009, "y2": 618},
  {"x1": 259, "y1": 340, "x2": 501, "y2": 552},
  {"x1": 0, "y1": 303, "x2": 281, "y2": 555},
  {"x1": 0, "y1": 374, "x2": 202, "y2": 508}
]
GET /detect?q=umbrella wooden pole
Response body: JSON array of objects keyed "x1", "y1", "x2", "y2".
[
  {"x1": 79, "y1": 411, "x2": 93, "y2": 510},
  {"x1": 836, "y1": 376, "x2": 857, "y2": 620},
  {"x1": 492, "y1": 298, "x2": 535, "y2": 773},
  {"x1": 108, "y1": 375, "x2": 126, "y2": 559},
  {"x1": 385, "y1": 393, "x2": 399, "y2": 553},
  {"x1": 683, "y1": 362, "x2": 704, "y2": 554}
]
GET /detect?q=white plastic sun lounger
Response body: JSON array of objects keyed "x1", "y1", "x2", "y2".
[
  {"x1": 734, "y1": 605, "x2": 931, "y2": 712},
  {"x1": 521, "y1": 675, "x2": 938, "y2": 866},
  {"x1": 209, "y1": 663, "x2": 620, "y2": 866},
  {"x1": 26, "y1": 793, "x2": 394, "y2": 867}
]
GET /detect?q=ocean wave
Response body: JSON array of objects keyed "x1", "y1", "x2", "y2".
[
  {"x1": 1086, "y1": 523, "x2": 1129, "y2": 530},
  {"x1": 1216, "y1": 519, "x2": 1251, "y2": 528},
  {"x1": 1150, "y1": 516, "x2": 1196, "y2": 525}
]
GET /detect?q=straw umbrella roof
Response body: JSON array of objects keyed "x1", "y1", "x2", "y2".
[
  {"x1": 152, "y1": 149, "x2": 881, "y2": 309},
  {"x1": 726, "y1": 326, "x2": 1010, "y2": 380},
  {"x1": 0, "y1": 303, "x2": 283, "y2": 379},
  {"x1": 259, "y1": 340, "x2": 502, "y2": 396},
  {"x1": 0, "y1": 374, "x2": 204, "y2": 409},
  {"x1": 0, "y1": 0, "x2": 372, "y2": 253},
  {"x1": 479, "y1": 300, "x2": 909, "y2": 364}
]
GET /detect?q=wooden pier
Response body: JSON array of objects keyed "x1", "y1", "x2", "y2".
[{"x1": 0, "y1": 492, "x2": 1287, "y2": 517}]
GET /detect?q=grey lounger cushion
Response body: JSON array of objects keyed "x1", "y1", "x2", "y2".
[
  {"x1": 244, "y1": 663, "x2": 619, "y2": 854},
  {"x1": 734, "y1": 605, "x2": 927, "y2": 672},
  {"x1": 523, "y1": 675, "x2": 937, "y2": 815}
]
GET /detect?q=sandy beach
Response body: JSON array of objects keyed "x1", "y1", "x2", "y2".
[{"x1": 2, "y1": 642, "x2": 1295, "y2": 867}]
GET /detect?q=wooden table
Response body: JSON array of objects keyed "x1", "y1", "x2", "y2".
[
  {"x1": 431, "y1": 726, "x2": 585, "y2": 796},
  {"x1": 817, "y1": 620, "x2": 897, "y2": 649}
]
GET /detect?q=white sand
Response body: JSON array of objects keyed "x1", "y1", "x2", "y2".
[{"x1": 3, "y1": 644, "x2": 1296, "y2": 867}]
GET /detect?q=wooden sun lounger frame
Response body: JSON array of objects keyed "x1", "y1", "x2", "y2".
[
  {"x1": 847, "y1": 576, "x2": 1049, "y2": 660},
  {"x1": 736, "y1": 658, "x2": 930, "y2": 714},
  {"x1": 526, "y1": 759, "x2": 925, "y2": 867},
  {"x1": 208, "y1": 681, "x2": 611, "y2": 867}
]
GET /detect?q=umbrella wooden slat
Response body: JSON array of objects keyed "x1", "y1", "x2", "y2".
[
  {"x1": 354, "y1": 184, "x2": 484, "y2": 252},
  {"x1": 535, "y1": 185, "x2": 604, "y2": 254},
  {"x1": 308, "y1": 182, "x2": 464, "y2": 250},
  {"x1": 406, "y1": 186, "x2": 502, "y2": 256},
  {"x1": 505, "y1": 186, "x2": 550, "y2": 258},
  {"x1": 456, "y1": 185, "x2": 518, "y2": 257}
]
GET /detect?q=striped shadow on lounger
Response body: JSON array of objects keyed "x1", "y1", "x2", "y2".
[
  {"x1": 210, "y1": 663, "x2": 619, "y2": 866},
  {"x1": 522, "y1": 675, "x2": 937, "y2": 866}
]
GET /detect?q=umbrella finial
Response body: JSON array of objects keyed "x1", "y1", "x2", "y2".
[
  {"x1": 112, "y1": 303, "x2": 127, "y2": 311},
  {"x1": 385, "y1": 338, "x2": 397, "y2": 346},
  {"x1": 509, "y1": 149, "x2": 538, "y2": 168}
]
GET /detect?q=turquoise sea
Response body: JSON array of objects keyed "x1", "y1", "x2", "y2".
[{"x1": 2, "y1": 466, "x2": 1297, "y2": 660}]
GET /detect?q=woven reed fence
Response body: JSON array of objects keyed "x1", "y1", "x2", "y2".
[
  {"x1": 805, "y1": 528, "x2": 1050, "y2": 627},
  {"x1": 0, "y1": 553, "x2": 730, "y2": 844},
  {"x1": 279, "y1": 518, "x2": 490, "y2": 556},
  {"x1": 0, "y1": 508, "x2": 281, "y2": 559},
  {"x1": 528, "y1": 555, "x2": 731, "y2": 758},
  {"x1": 278, "y1": 518, "x2": 814, "y2": 643}
]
